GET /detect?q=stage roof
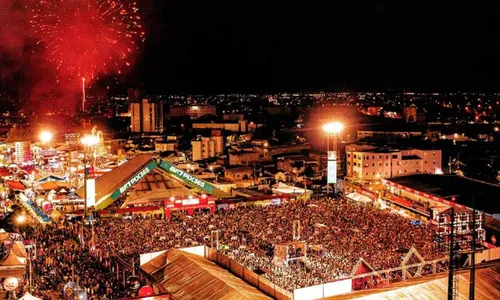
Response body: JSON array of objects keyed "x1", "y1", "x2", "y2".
[
  {"x1": 76, "y1": 154, "x2": 154, "y2": 209},
  {"x1": 141, "y1": 249, "x2": 270, "y2": 300},
  {"x1": 386, "y1": 174, "x2": 500, "y2": 215},
  {"x1": 323, "y1": 264, "x2": 500, "y2": 300}
]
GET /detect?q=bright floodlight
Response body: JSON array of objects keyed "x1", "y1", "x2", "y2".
[
  {"x1": 40, "y1": 130, "x2": 53, "y2": 143},
  {"x1": 17, "y1": 215, "x2": 25, "y2": 224},
  {"x1": 322, "y1": 122, "x2": 344, "y2": 134},
  {"x1": 81, "y1": 135, "x2": 99, "y2": 146}
]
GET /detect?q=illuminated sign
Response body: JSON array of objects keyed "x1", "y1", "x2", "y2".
[
  {"x1": 86, "y1": 178, "x2": 96, "y2": 207},
  {"x1": 159, "y1": 161, "x2": 215, "y2": 194},
  {"x1": 182, "y1": 198, "x2": 200, "y2": 206},
  {"x1": 111, "y1": 161, "x2": 157, "y2": 200},
  {"x1": 327, "y1": 151, "x2": 337, "y2": 184}
]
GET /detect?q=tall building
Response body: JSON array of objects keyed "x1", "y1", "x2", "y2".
[
  {"x1": 15, "y1": 141, "x2": 32, "y2": 164},
  {"x1": 127, "y1": 88, "x2": 141, "y2": 105},
  {"x1": 130, "y1": 99, "x2": 164, "y2": 133},
  {"x1": 191, "y1": 131, "x2": 224, "y2": 161},
  {"x1": 346, "y1": 144, "x2": 442, "y2": 181}
]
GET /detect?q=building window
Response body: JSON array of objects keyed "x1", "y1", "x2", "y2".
[
  {"x1": 424, "y1": 160, "x2": 427, "y2": 164},
  {"x1": 348, "y1": 154, "x2": 350, "y2": 158},
  {"x1": 354, "y1": 163, "x2": 357, "y2": 166},
  {"x1": 386, "y1": 155, "x2": 389, "y2": 159},
  {"x1": 433, "y1": 161, "x2": 436, "y2": 164},
  {"x1": 365, "y1": 172, "x2": 368, "y2": 175},
  {"x1": 379, "y1": 163, "x2": 382, "y2": 166},
  {"x1": 386, "y1": 163, "x2": 389, "y2": 166},
  {"x1": 372, "y1": 155, "x2": 375, "y2": 159},
  {"x1": 372, "y1": 172, "x2": 375, "y2": 175},
  {"x1": 372, "y1": 163, "x2": 375, "y2": 167},
  {"x1": 392, "y1": 154, "x2": 398, "y2": 159},
  {"x1": 366, "y1": 156, "x2": 369, "y2": 160}
]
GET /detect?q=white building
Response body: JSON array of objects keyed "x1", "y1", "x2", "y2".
[
  {"x1": 191, "y1": 132, "x2": 224, "y2": 161},
  {"x1": 346, "y1": 144, "x2": 442, "y2": 181},
  {"x1": 15, "y1": 141, "x2": 31, "y2": 165}
]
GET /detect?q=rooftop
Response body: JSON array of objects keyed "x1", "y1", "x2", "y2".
[
  {"x1": 141, "y1": 248, "x2": 270, "y2": 300},
  {"x1": 387, "y1": 174, "x2": 500, "y2": 214}
]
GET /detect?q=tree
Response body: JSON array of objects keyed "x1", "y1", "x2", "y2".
[{"x1": 5, "y1": 126, "x2": 31, "y2": 143}]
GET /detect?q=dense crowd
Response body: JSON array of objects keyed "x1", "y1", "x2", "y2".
[
  {"x1": 26, "y1": 224, "x2": 131, "y2": 300},
  {"x1": 90, "y1": 198, "x2": 442, "y2": 292}
]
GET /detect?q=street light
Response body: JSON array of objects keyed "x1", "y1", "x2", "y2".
[
  {"x1": 323, "y1": 122, "x2": 344, "y2": 198},
  {"x1": 39, "y1": 130, "x2": 53, "y2": 144},
  {"x1": 322, "y1": 122, "x2": 344, "y2": 135},
  {"x1": 80, "y1": 134, "x2": 99, "y2": 249},
  {"x1": 16, "y1": 215, "x2": 25, "y2": 224}
]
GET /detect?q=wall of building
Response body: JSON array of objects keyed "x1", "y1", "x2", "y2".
[
  {"x1": 228, "y1": 151, "x2": 260, "y2": 165},
  {"x1": 155, "y1": 142, "x2": 177, "y2": 152},
  {"x1": 224, "y1": 168, "x2": 254, "y2": 181},
  {"x1": 346, "y1": 145, "x2": 442, "y2": 181},
  {"x1": 168, "y1": 106, "x2": 216, "y2": 119}
]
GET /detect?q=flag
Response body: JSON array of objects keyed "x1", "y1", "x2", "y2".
[{"x1": 85, "y1": 166, "x2": 95, "y2": 176}]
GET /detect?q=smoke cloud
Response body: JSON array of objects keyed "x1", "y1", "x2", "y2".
[{"x1": 0, "y1": 1, "x2": 30, "y2": 61}]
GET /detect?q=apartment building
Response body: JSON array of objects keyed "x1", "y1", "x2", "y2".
[{"x1": 346, "y1": 143, "x2": 442, "y2": 181}]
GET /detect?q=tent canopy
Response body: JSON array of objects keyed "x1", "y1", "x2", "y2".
[
  {"x1": 347, "y1": 192, "x2": 372, "y2": 203},
  {"x1": 272, "y1": 182, "x2": 312, "y2": 195},
  {"x1": 19, "y1": 292, "x2": 42, "y2": 300}
]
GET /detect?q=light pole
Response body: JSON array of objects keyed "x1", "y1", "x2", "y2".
[
  {"x1": 322, "y1": 122, "x2": 343, "y2": 198},
  {"x1": 39, "y1": 130, "x2": 53, "y2": 145},
  {"x1": 209, "y1": 166, "x2": 221, "y2": 190},
  {"x1": 80, "y1": 135, "x2": 99, "y2": 249}
]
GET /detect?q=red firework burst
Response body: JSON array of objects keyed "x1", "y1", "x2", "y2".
[{"x1": 31, "y1": 0, "x2": 145, "y2": 83}]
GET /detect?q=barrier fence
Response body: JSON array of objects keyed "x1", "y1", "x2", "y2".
[{"x1": 205, "y1": 247, "x2": 293, "y2": 300}]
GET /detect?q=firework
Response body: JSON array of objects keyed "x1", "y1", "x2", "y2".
[{"x1": 31, "y1": 0, "x2": 145, "y2": 83}]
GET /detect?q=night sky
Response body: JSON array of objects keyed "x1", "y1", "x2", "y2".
[
  {"x1": 2, "y1": 2, "x2": 500, "y2": 95},
  {"x1": 129, "y1": 2, "x2": 500, "y2": 93}
]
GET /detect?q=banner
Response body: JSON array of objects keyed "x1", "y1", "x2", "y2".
[
  {"x1": 327, "y1": 151, "x2": 337, "y2": 184},
  {"x1": 86, "y1": 178, "x2": 96, "y2": 207},
  {"x1": 159, "y1": 161, "x2": 215, "y2": 194},
  {"x1": 111, "y1": 160, "x2": 157, "y2": 200}
]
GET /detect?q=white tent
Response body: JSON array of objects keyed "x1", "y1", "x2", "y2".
[
  {"x1": 346, "y1": 192, "x2": 372, "y2": 203},
  {"x1": 272, "y1": 182, "x2": 312, "y2": 196},
  {"x1": 18, "y1": 292, "x2": 42, "y2": 300}
]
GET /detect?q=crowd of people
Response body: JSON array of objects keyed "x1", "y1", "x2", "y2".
[
  {"x1": 25, "y1": 224, "x2": 133, "y2": 300},
  {"x1": 89, "y1": 198, "x2": 443, "y2": 292}
]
